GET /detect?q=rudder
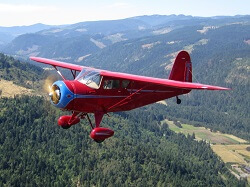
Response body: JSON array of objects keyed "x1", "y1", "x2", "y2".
[{"x1": 169, "y1": 51, "x2": 192, "y2": 82}]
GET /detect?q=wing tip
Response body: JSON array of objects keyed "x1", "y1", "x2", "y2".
[
  {"x1": 207, "y1": 86, "x2": 231, "y2": 90},
  {"x1": 221, "y1": 87, "x2": 231, "y2": 90},
  {"x1": 29, "y1": 56, "x2": 40, "y2": 62}
]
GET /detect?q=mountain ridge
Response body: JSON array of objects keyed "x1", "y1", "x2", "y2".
[
  {"x1": 2, "y1": 14, "x2": 250, "y2": 58},
  {"x1": 0, "y1": 15, "x2": 249, "y2": 140},
  {"x1": 0, "y1": 23, "x2": 59, "y2": 47}
]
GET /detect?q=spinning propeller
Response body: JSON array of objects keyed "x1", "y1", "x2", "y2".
[
  {"x1": 49, "y1": 84, "x2": 61, "y2": 104},
  {"x1": 43, "y1": 74, "x2": 61, "y2": 103}
]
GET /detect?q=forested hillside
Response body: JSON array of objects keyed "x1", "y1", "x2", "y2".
[
  {"x1": 82, "y1": 23, "x2": 250, "y2": 140},
  {"x1": 0, "y1": 53, "x2": 44, "y2": 89},
  {"x1": 0, "y1": 96, "x2": 246, "y2": 186},
  {"x1": 0, "y1": 15, "x2": 249, "y2": 186}
]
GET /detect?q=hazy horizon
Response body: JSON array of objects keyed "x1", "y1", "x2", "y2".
[
  {"x1": 0, "y1": 0, "x2": 250, "y2": 27},
  {"x1": 1, "y1": 14, "x2": 250, "y2": 28}
]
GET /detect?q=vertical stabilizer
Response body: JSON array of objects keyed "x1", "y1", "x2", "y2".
[{"x1": 169, "y1": 51, "x2": 192, "y2": 82}]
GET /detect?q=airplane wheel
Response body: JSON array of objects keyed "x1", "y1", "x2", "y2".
[
  {"x1": 94, "y1": 139, "x2": 105, "y2": 143},
  {"x1": 61, "y1": 125, "x2": 71, "y2": 129}
]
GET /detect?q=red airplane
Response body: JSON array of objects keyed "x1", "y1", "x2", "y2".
[{"x1": 30, "y1": 51, "x2": 229, "y2": 143}]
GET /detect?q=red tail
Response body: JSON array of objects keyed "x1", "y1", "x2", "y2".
[{"x1": 169, "y1": 51, "x2": 192, "y2": 82}]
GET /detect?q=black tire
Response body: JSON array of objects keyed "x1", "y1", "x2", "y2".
[
  {"x1": 94, "y1": 139, "x2": 105, "y2": 143},
  {"x1": 61, "y1": 125, "x2": 71, "y2": 129}
]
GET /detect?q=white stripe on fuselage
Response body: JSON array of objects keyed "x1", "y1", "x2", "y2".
[
  {"x1": 127, "y1": 89, "x2": 174, "y2": 93},
  {"x1": 75, "y1": 95, "x2": 126, "y2": 99},
  {"x1": 75, "y1": 90, "x2": 173, "y2": 99}
]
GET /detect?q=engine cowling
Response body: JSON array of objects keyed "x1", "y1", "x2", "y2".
[
  {"x1": 90, "y1": 127, "x2": 114, "y2": 142},
  {"x1": 58, "y1": 115, "x2": 80, "y2": 129}
]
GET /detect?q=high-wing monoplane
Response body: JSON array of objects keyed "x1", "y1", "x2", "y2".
[{"x1": 30, "y1": 51, "x2": 229, "y2": 143}]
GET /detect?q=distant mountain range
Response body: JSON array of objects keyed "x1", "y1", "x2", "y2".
[
  {"x1": 0, "y1": 14, "x2": 249, "y2": 140},
  {"x1": 0, "y1": 23, "x2": 59, "y2": 46},
  {"x1": 1, "y1": 14, "x2": 250, "y2": 61}
]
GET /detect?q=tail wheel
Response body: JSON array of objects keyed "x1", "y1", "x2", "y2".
[{"x1": 176, "y1": 96, "x2": 181, "y2": 104}]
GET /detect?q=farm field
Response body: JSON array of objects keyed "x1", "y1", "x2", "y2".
[
  {"x1": 163, "y1": 119, "x2": 248, "y2": 144},
  {"x1": 163, "y1": 119, "x2": 250, "y2": 183},
  {"x1": 211, "y1": 144, "x2": 250, "y2": 163}
]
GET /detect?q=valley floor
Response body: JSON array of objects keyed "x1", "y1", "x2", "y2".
[{"x1": 163, "y1": 119, "x2": 250, "y2": 184}]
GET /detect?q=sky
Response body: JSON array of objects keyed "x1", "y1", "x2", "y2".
[{"x1": 0, "y1": 0, "x2": 250, "y2": 27}]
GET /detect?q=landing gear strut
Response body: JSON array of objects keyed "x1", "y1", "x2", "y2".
[
  {"x1": 58, "y1": 112, "x2": 114, "y2": 143},
  {"x1": 58, "y1": 112, "x2": 82, "y2": 129},
  {"x1": 87, "y1": 112, "x2": 114, "y2": 143},
  {"x1": 176, "y1": 96, "x2": 181, "y2": 104}
]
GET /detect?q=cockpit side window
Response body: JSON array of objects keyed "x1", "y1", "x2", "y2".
[
  {"x1": 122, "y1": 80, "x2": 130, "y2": 88},
  {"x1": 103, "y1": 80, "x2": 120, "y2": 89}
]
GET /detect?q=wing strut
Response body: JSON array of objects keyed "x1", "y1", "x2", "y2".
[
  {"x1": 53, "y1": 66, "x2": 66, "y2": 80},
  {"x1": 71, "y1": 69, "x2": 78, "y2": 79},
  {"x1": 52, "y1": 65, "x2": 79, "y2": 80}
]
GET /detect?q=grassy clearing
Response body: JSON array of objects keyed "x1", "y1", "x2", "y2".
[
  {"x1": 223, "y1": 134, "x2": 248, "y2": 144},
  {"x1": 211, "y1": 145, "x2": 249, "y2": 164},
  {"x1": 0, "y1": 79, "x2": 39, "y2": 98},
  {"x1": 163, "y1": 119, "x2": 247, "y2": 144},
  {"x1": 212, "y1": 144, "x2": 250, "y2": 185}
]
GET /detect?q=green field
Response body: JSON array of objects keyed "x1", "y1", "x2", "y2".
[
  {"x1": 163, "y1": 119, "x2": 247, "y2": 144},
  {"x1": 163, "y1": 119, "x2": 250, "y2": 184}
]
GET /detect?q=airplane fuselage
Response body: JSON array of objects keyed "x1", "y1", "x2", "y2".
[{"x1": 52, "y1": 78, "x2": 190, "y2": 113}]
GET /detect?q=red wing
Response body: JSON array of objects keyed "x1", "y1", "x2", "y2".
[
  {"x1": 30, "y1": 57, "x2": 83, "y2": 71},
  {"x1": 101, "y1": 70, "x2": 230, "y2": 90},
  {"x1": 30, "y1": 57, "x2": 229, "y2": 90}
]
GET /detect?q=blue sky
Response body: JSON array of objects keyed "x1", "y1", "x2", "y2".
[{"x1": 0, "y1": 0, "x2": 250, "y2": 26}]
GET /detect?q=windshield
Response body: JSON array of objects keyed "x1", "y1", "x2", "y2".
[{"x1": 76, "y1": 69, "x2": 102, "y2": 89}]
